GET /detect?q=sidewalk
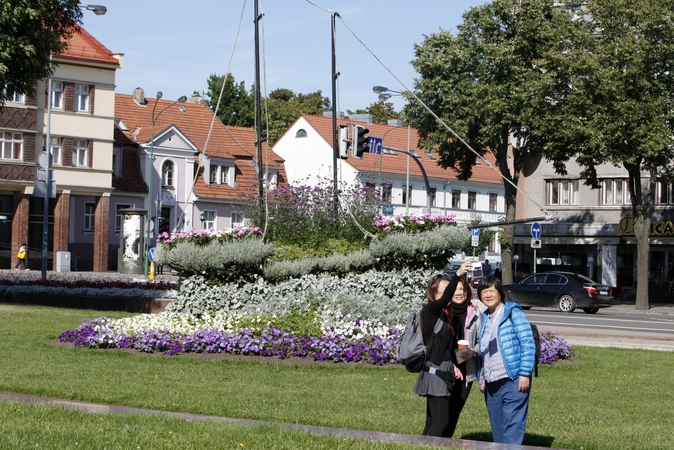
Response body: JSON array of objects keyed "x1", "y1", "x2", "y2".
[{"x1": 0, "y1": 391, "x2": 558, "y2": 450}]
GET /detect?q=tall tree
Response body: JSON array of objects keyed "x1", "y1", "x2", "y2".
[
  {"x1": 405, "y1": 0, "x2": 571, "y2": 283},
  {"x1": 260, "y1": 88, "x2": 330, "y2": 145},
  {"x1": 204, "y1": 73, "x2": 255, "y2": 127},
  {"x1": 0, "y1": 0, "x2": 82, "y2": 109},
  {"x1": 540, "y1": 0, "x2": 674, "y2": 310}
]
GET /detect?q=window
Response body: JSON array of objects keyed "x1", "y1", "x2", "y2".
[
  {"x1": 51, "y1": 81, "x2": 63, "y2": 109},
  {"x1": 49, "y1": 137, "x2": 62, "y2": 165},
  {"x1": 84, "y1": 202, "x2": 95, "y2": 231},
  {"x1": 544, "y1": 274, "x2": 566, "y2": 285},
  {"x1": 209, "y1": 165, "x2": 231, "y2": 185},
  {"x1": 429, "y1": 187, "x2": 437, "y2": 207},
  {"x1": 425, "y1": 152, "x2": 436, "y2": 160},
  {"x1": 162, "y1": 160, "x2": 174, "y2": 186},
  {"x1": 73, "y1": 140, "x2": 87, "y2": 167},
  {"x1": 1, "y1": 132, "x2": 23, "y2": 160},
  {"x1": 112, "y1": 148, "x2": 122, "y2": 177},
  {"x1": 402, "y1": 185, "x2": 412, "y2": 205},
  {"x1": 382, "y1": 183, "x2": 392, "y2": 204},
  {"x1": 603, "y1": 179, "x2": 630, "y2": 205},
  {"x1": 468, "y1": 191, "x2": 477, "y2": 210},
  {"x1": 220, "y1": 166, "x2": 229, "y2": 185},
  {"x1": 488, "y1": 234, "x2": 496, "y2": 252},
  {"x1": 266, "y1": 171, "x2": 277, "y2": 190},
  {"x1": 657, "y1": 181, "x2": 672, "y2": 205},
  {"x1": 547, "y1": 179, "x2": 579, "y2": 205},
  {"x1": 203, "y1": 210, "x2": 216, "y2": 229},
  {"x1": 295, "y1": 129, "x2": 307, "y2": 138},
  {"x1": 9, "y1": 91, "x2": 24, "y2": 103},
  {"x1": 115, "y1": 203, "x2": 130, "y2": 233},
  {"x1": 231, "y1": 212, "x2": 244, "y2": 227},
  {"x1": 489, "y1": 193, "x2": 498, "y2": 212},
  {"x1": 74, "y1": 84, "x2": 89, "y2": 112},
  {"x1": 452, "y1": 190, "x2": 461, "y2": 209}
]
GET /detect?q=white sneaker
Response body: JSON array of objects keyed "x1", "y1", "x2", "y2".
[
  {"x1": 25, "y1": 269, "x2": 30, "y2": 272},
  {"x1": 14, "y1": 268, "x2": 19, "y2": 271}
]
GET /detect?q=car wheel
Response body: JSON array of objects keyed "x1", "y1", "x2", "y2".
[
  {"x1": 558, "y1": 295, "x2": 576, "y2": 313},
  {"x1": 521, "y1": 306, "x2": 531, "y2": 310},
  {"x1": 583, "y1": 307, "x2": 599, "y2": 314}
]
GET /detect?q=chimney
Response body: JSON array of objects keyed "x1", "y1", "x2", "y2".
[
  {"x1": 350, "y1": 114, "x2": 372, "y2": 124},
  {"x1": 133, "y1": 87, "x2": 146, "y2": 105}
]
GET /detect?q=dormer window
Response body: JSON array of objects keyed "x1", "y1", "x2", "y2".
[{"x1": 208, "y1": 163, "x2": 231, "y2": 185}]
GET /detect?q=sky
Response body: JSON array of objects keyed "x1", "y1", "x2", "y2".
[{"x1": 80, "y1": 0, "x2": 487, "y2": 114}]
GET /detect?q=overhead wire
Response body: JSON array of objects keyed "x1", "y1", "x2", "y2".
[{"x1": 306, "y1": 0, "x2": 551, "y2": 219}]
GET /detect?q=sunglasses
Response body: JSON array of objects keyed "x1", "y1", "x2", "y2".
[{"x1": 434, "y1": 273, "x2": 448, "y2": 280}]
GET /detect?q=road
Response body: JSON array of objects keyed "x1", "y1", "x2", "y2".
[{"x1": 523, "y1": 306, "x2": 674, "y2": 351}]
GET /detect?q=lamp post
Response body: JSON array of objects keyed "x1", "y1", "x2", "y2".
[
  {"x1": 372, "y1": 86, "x2": 427, "y2": 215},
  {"x1": 40, "y1": 4, "x2": 107, "y2": 280},
  {"x1": 144, "y1": 92, "x2": 187, "y2": 276},
  {"x1": 513, "y1": 254, "x2": 519, "y2": 281}
]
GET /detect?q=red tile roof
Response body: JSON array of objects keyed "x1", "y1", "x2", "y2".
[
  {"x1": 56, "y1": 26, "x2": 120, "y2": 67},
  {"x1": 114, "y1": 93, "x2": 286, "y2": 201},
  {"x1": 297, "y1": 115, "x2": 503, "y2": 185}
]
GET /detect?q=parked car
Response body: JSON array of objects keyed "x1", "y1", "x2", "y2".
[
  {"x1": 502, "y1": 271, "x2": 614, "y2": 313},
  {"x1": 443, "y1": 260, "x2": 464, "y2": 277}
]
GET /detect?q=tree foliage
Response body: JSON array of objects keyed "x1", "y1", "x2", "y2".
[
  {"x1": 348, "y1": 101, "x2": 402, "y2": 125},
  {"x1": 539, "y1": 0, "x2": 674, "y2": 309},
  {"x1": 0, "y1": 0, "x2": 82, "y2": 109},
  {"x1": 205, "y1": 74, "x2": 330, "y2": 145},
  {"x1": 404, "y1": 0, "x2": 572, "y2": 283}
]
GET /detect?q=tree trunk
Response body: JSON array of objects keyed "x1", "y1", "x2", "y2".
[{"x1": 633, "y1": 214, "x2": 650, "y2": 310}]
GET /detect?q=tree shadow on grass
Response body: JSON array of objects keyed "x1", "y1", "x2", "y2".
[{"x1": 461, "y1": 432, "x2": 556, "y2": 448}]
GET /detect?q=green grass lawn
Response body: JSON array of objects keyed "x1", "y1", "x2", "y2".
[{"x1": 1, "y1": 304, "x2": 672, "y2": 449}]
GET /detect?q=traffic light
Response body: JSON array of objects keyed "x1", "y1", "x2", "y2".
[
  {"x1": 338, "y1": 125, "x2": 350, "y2": 159},
  {"x1": 354, "y1": 125, "x2": 369, "y2": 158}
]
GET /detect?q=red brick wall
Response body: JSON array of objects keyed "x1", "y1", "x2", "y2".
[
  {"x1": 53, "y1": 192, "x2": 70, "y2": 256},
  {"x1": 93, "y1": 195, "x2": 110, "y2": 272},
  {"x1": 11, "y1": 193, "x2": 30, "y2": 268}
]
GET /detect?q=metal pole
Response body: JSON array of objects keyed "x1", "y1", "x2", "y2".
[
  {"x1": 331, "y1": 12, "x2": 339, "y2": 201},
  {"x1": 41, "y1": 66, "x2": 53, "y2": 281},
  {"x1": 534, "y1": 248, "x2": 537, "y2": 274},
  {"x1": 405, "y1": 126, "x2": 410, "y2": 215},
  {"x1": 254, "y1": 0, "x2": 264, "y2": 199},
  {"x1": 144, "y1": 107, "x2": 157, "y2": 277}
]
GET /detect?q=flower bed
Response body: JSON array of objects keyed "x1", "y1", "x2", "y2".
[{"x1": 60, "y1": 309, "x2": 573, "y2": 366}]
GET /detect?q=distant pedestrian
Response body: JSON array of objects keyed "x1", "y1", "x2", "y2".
[
  {"x1": 482, "y1": 259, "x2": 493, "y2": 277},
  {"x1": 15, "y1": 244, "x2": 28, "y2": 271}
]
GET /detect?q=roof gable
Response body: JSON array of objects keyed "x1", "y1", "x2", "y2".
[{"x1": 56, "y1": 26, "x2": 120, "y2": 67}]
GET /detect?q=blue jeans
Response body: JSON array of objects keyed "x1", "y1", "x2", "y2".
[{"x1": 484, "y1": 377, "x2": 530, "y2": 444}]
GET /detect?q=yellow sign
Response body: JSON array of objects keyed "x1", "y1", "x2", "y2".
[{"x1": 618, "y1": 211, "x2": 674, "y2": 236}]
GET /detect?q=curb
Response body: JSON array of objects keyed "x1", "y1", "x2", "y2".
[{"x1": 0, "y1": 391, "x2": 558, "y2": 450}]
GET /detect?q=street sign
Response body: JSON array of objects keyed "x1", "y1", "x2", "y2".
[
  {"x1": 471, "y1": 228, "x2": 480, "y2": 237},
  {"x1": 382, "y1": 204, "x2": 394, "y2": 215},
  {"x1": 148, "y1": 247, "x2": 156, "y2": 263},
  {"x1": 367, "y1": 136, "x2": 382, "y2": 154},
  {"x1": 531, "y1": 222, "x2": 542, "y2": 239},
  {"x1": 471, "y1": 235, "x2": 480, "y2": 247},
  {"x1": 531, "y1": 238, "x2": 542, "y2": 249}
]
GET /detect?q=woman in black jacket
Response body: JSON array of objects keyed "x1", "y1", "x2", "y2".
[{"x1": 414, "y1": 261, "x2": 473, "y2": 437}]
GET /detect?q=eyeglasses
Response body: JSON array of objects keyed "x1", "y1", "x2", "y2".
[{"x1": 434, "y1": 273, "x2": 448, "y2": 280}]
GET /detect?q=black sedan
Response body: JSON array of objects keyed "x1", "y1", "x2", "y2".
[{"x1": 503, "y1": 272, "x2": 614, "y2": 313}]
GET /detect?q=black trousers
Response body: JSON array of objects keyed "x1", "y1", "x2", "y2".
[{"x1": 422, "y1": 381, "x2": 473, "y2": 438}]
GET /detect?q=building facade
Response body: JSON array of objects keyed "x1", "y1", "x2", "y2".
[
  {"x1": 1, "y1": 27, "x2": 121, "y2": 271},
  {"x1": 273, "y1": 114, "x2": 506, "y2": 261}
]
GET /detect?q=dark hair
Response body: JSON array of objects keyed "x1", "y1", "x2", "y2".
[{"x1": 477, "y1": 275, "x2": 506, "y2": 302}]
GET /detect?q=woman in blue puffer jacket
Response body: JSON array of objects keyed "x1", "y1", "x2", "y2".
[{"x1": 477, "y1": 276, "x2": 535, "y2": 445}]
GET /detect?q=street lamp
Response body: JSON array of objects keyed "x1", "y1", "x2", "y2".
[
  {"x1": 144, "y1": 92, "x2": 187, "y2": 276},
  {"x1": 513, "y1": 254, "x2": 519, "y2": 281},
  {"x1": 84, "y1": 4, "x2": 107, "y2": 15},
  {"x1": 40, "y1": 4, "x2": 107, "y2": 280}
]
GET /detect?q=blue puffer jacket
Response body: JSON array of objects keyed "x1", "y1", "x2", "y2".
[{"x1": 479, "y1": 302, "x2": 535, "y2": 379}]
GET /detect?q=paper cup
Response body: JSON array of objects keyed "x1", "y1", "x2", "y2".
[{"x1": 457, "y1": 340, "x2": 469, "y2": 349}]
